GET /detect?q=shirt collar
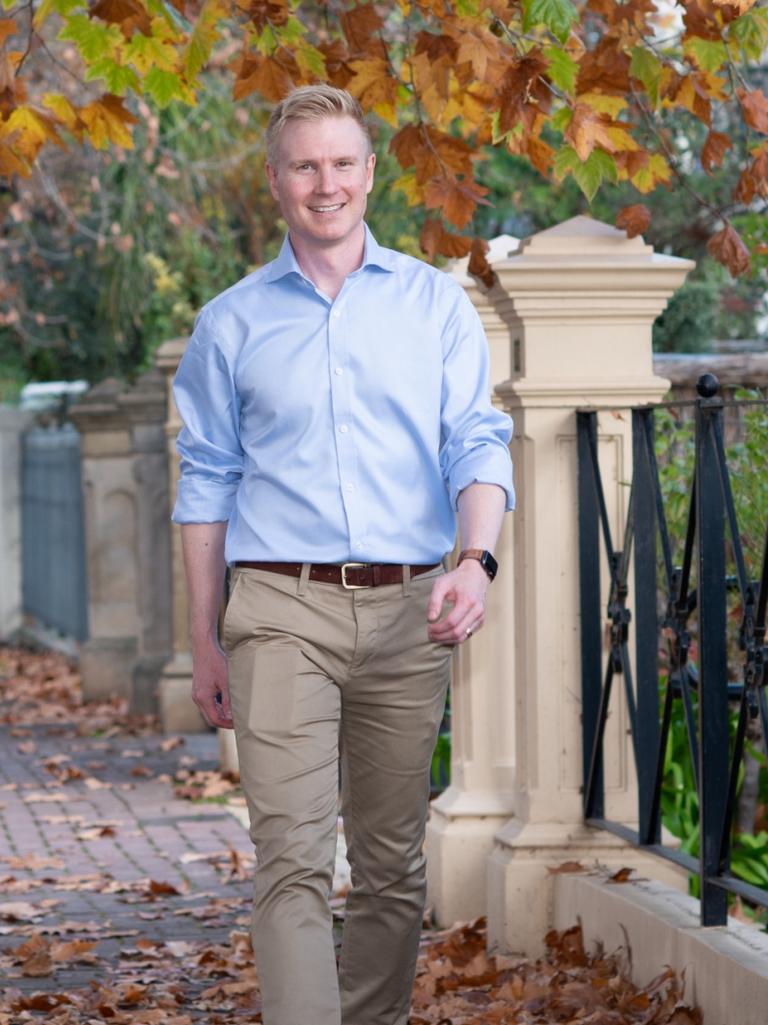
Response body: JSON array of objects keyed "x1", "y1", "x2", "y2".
[{"x1": 264, "y1": 224, "x2": 396, "y2": 285}]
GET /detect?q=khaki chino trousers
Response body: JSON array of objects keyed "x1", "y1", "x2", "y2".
[{"x1": 223, "y1": 565, "x2": 452, "y2": 1025}]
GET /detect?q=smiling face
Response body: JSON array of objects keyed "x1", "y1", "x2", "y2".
[{"x1": 266, "y1": 114, "x2": 376, "y2": 260}]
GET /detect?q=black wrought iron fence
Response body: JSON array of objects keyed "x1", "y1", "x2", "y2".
[{"x1": 577, "y1": 374, "x2": 768, "y2": 926}]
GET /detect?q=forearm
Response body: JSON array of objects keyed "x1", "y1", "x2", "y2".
[
  {"x1": 180, "y1": 521, "x2": 228, "y2": 647},
  {"x1": 456, "y1": 482, "x2": 507, "y2": 554}
]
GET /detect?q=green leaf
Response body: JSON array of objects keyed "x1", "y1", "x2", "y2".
[
  {"x1": 126, "y1": 31, "x2": 178, "y2": 74},
  {"x1": 543, "y1": 44, "x2": 578, "y2": 94},
  {"x1": 145, "y1": 68, "x2": 188, "y2": 108},
  {"x1": 554, "y1": 145, "x2": 617, "y2": 201},
  {"x1": 58, "y1": 14, "x2": 122, "y2": 64},
  {"x1": 522, "y1": 0, "x2": 578, "y2": 44},
  {"x1": 550, "y1": 105, "x2": 572, "y2": 133},
  {"x1": 85, "y1": 58, "x2": 140, "y2": 95},
  {"x1": 276, "y1": 15, "x2": 306, "y2": 45},
  {"x1": 294, "y1": 41, "x2": 327, "y2": 80},
  {"x1": 729, "y1": 8, "x2": 768, "y2": 62},
  {"x1": 630, "y1": 46, "x2": 662, "y2": 107},
  {"x1": 684, "y1": 36, "x2": 727, "y2": 73}
]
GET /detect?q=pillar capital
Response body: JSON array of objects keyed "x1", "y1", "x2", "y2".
[{"x1": 489, "y1": 215, "x2": 693, "y2": 394}]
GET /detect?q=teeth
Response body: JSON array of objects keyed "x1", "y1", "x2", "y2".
[{"x1": 310, "y1": 204, "x2": 344, "y2": 212}]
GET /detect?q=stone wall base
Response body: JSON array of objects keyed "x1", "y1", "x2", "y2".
[
  {"x1": 487, "y1": 819, "x2": 687, "y2": 957},
  {"x1": 158, "y1": 654, "x2": 206, "y2": 733},
  {"x1": 553, "y1": 872, "x2": 768, "y2": 1025}
]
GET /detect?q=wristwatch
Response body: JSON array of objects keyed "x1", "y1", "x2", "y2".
[{"x1": 457, "y1": 548, "x2": 498, "y2": 582}]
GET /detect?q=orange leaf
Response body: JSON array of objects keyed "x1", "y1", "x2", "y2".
[
  {"x1": 0, "y1": 18, "x2": 17, "y2": 45},
  {"x1": 468, "y1": 237, "x2": 494, "y2": 289},
  {"x1": 737, "y1": 87, "x2": 768, "y2": 135},
  {"x1": 89, "y1": 0, "x2": 152, "y2": 36},
  {"x1": 339, "y1": 3, "x2": 385, "y2": 54},
  {"x1": 616, "y1": 204, "x2": 651, "y2": 238},
  {"x1": 424, "y1": 177, "x2": 488, "y2": 230},
  {"x1": 347, "y1": 57, "x2": 398, "y2": 112},
  {"x1": 233, "y1": 54, "x2": 295, "y2": 102},
  {"x1": 565, "y1": 104, "x2": 615, "y2": 161},
  {"x1": 701, "y1": 129, "x2": 732, "y2": 172},
  {"x1": 707, "y1": 223, "x2": 751, "y2": 276},
  {"x1": 527, "y1": 135, "x2": 555, "y2": 177},
  {"x1": 608, "y1": 866, "x2": 635, "y2": 883},
  {"x1": 419, "y1": 217, "x2": 472, "y2": 262}
]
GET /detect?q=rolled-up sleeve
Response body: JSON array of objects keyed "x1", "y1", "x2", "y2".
[
  {"x1": 438, "y1": 285, "x2": 515, "y2": 511},
  {"x1": 171, "y1": 312, "x2": 244, "y2": 524}
]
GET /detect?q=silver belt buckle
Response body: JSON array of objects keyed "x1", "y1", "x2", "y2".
[{"x1": 340, "y1": 562, "x2": 369, "y2": 589}]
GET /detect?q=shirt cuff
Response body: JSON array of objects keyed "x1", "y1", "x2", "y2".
[
  {"x1": 448, "y1": 452, "x2": 516, "y2": 512},
  {"x1": 172, "y1": 477, "x2": 238, "y2": 524}
]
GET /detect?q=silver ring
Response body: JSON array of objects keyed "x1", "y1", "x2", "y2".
[{"x1": 465, "y1": 627, "x2": 473, "y2": 637}]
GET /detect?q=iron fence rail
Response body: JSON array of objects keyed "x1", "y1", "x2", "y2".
[
  {"x1": 577, "y1": 374, "x2": 768, "y2": 926},
  {"x1": 21, "y1": 423, "x2": 88, "y2": 642}
]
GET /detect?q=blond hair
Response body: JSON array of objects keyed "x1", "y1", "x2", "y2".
[{"x1": 265, "y1": 85, "x2": 372, "y2": 166}]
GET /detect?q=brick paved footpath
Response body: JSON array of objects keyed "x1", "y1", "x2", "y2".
[{"x1": 0, "y1": 724, "x2": 259, "y2": 1000}]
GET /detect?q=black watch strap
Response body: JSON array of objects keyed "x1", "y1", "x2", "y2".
[{"x1": 457, "y1": 548, "x2": 498, "y2": 582}]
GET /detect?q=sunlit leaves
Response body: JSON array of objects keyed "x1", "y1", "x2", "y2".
[{"x1": 2, "y1": 0, "x2": 766, "y2": 273}]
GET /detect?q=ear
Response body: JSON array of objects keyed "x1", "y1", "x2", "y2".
[
  {"x1": 365, "y1": 152, "x2": 376, "y2": 195},
  {"x1": 266, "y1": 162, "x2": 280, "y2": 201}
]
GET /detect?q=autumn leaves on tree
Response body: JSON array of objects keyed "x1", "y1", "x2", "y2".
[{"x1": 1, "y1": 0, "x2": 767, "y2": 277}]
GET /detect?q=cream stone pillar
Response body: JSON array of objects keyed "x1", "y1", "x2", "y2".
[
  {"x1": 155, "y1": 338, "x2": 206, "y2": 733},
  {"x1": 426, "y1": 236, "x2": 520, "y2": 925},
  {"x1": 486, "y1": 216, "x2": 693, "y2": 955}
]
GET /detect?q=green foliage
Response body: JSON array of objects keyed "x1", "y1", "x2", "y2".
[{"x1": 652, "y1": 279, "x2": 718, "y2": 353}]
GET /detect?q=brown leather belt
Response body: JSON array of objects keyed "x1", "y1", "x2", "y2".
[{"x1": 232, "y1": 561, "x2": 440, "y2": 589}]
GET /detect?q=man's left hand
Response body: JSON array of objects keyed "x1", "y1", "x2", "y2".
[{"x1": 426, "y1": 559, "x2": 489, "y2": 644}]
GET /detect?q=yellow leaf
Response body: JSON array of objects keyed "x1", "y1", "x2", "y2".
[
  {"x1": 347, "y1": 58, "x2": 399, "y2": 112},
  {"x1": 0, "y1": 106, "x2": 62, "y2": 160},
  {"x1": 393, "y1": 171, "x2": 424, "y2": 206},
  {"x1": 42, "y1": 93, "x2": 80, "y2": 132},
  {"x1": 79, "y1": 95, "x2": 136, "y2": 149},
  {"x1": 630, "y1": 152, "x2": 672, "y2": 193},
  {"x1": 577, "y1": 92, "x2": 628, "y2": 117},
  {"x1": 604, "y1": 123, "x2": 639, "y2": 152}
]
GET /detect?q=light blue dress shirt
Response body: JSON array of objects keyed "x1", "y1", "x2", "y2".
[{"x1": 172, "y1": 226, "x2": 514, "y2": 565}]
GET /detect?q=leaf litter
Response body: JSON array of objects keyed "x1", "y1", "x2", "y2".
[{"x1": 0, "y1": 646, "x2": 704, "y2": 1023}]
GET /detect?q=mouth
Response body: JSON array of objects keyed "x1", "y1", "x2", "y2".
[{"x1": 308, "y1": 203, "x2": 346, "y2": 213}]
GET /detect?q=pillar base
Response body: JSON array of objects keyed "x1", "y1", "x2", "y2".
[
  {"x1": 158, "y1": 653, "x2": 207, "y2": 733},
  {"x1": 80, "y1": 636, "x2": 137, "y2": 702},
  {"x1": 487, "y1": 817, "x2": 688, "y2": 957},
  {"x1": 426, "y1": 786, "x2": 515, "y2": 926}
]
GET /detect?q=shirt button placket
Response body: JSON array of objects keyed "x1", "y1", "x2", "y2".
[{"x1": 329, "y1": 299, "x2": 360, "y2": 553}]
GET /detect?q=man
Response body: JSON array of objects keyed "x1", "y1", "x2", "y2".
[{"x1": 172, "y1": 84, "x2": 514, "y2": 1025}]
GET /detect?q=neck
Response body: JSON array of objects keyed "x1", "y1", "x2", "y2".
[{"x1": 290, "y1": 226, "x2": 366, "y2": 300}]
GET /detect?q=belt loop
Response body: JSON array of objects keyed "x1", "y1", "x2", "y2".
[
  {"x1": 401, "y1": 564, "x2": 411, "y2": 597},
  {"x1": 297, "y1": 562, "x2": 311, "y2": 596}
]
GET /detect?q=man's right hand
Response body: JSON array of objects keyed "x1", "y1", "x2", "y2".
[{"x1": 191, "y1": 639, "x2": 234, "y2": 730}]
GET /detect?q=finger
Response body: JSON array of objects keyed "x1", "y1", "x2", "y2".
[
  {"x1": 429, "y1": 596, "x2": 478, "y2": 637},
  {"x1": 431, "y1": 607, "x2": 485, "y2": 644},
  {"x1": 427, "y1": 578, "x2": 451, "y2": 623}
]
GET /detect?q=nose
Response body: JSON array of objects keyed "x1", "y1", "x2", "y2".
[{"x1": 315, "y1": 163, "x2": 337, "y2": 194}]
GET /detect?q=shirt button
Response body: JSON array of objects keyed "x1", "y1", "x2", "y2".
[
  {"x1": 345, "y1": 483, "x2": 355, "y2": 492},
  {"x1": 354, "y1": 542, "x2": 363, "y2": 550},
  {"x1": 339, "y1": 424, "x2": 348, "y2": 434},
  {"x1": 332, "y1": 309, "x2": 341, "y2": 319},
  {"x1": 335, "y1": 367, "x2": 343, "y2": 376}
]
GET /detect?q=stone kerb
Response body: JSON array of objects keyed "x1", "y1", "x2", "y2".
[
  {"x1": 482, "y1": 215, "x2": 694, "y2": 955},
  {"x1": 69, "y1": 370, "x2": 172, "y2": 714}
]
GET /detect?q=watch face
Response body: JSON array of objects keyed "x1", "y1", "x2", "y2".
[{"x1": 481, "y1": 550, "x2": 498, "y2": 581}]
